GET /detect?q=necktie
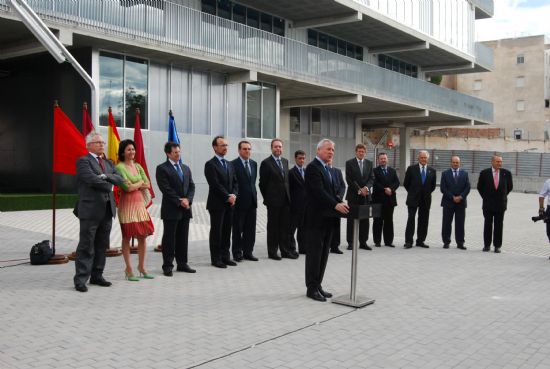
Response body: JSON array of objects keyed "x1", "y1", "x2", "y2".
[
  {"x1": 324, "y1": 165, "x2": 332, "y2": 182},
  {"x1": 244, "y1": 160, "x2": 251, "y2": 177},
  {"x1": 359, "y1": 160, "x2": 363, "y2": 176},
  {"x1": 382, "y1": 167, "x2": 387, "y2": 176},
  {"x1": 276, "y1": 158, "x2": 284, "y2": 177},
  {"x1": 174, "y1": 163, "x2": 183, "y2": 181},
  {"x1": 453, "y1": 170, "x2": 458, "y2": 183},
  {"x1": 421, "y1": 166, "x2": 426, "y2": 184},
  {"x1": 493, "y1": 170, "x2": 499, "y2": 189},
  {"x1": 299, "y1": 167, "x2": 304, "y2": 179},
  {"x1": 97, "y1": 156, "x2": 105, "y2": 173},
  {"x1": 221, "y1": 159, "x2": 228, "y2": 173}
]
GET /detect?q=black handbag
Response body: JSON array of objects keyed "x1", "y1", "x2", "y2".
[{"x1": 30, "y1": 240, "x2": 53, "y2": 265}]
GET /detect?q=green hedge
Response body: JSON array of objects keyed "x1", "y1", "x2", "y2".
[{"x1": 0, "y1": 194, "x2": 78, "y2": 212}]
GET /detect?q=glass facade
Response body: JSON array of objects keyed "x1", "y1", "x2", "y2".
[
  {"x1": 246, "y1": 82, "x2": 276, "y2": 139},
  {"x1": 308, "y1": 30, "x2": 363, "y2": 61},
  {"x1": 99, "y1": 52, "x2": 148, "y2": 128},
  {"x1": 378, "y1": 54, "x2": 418, "y2": 78}
]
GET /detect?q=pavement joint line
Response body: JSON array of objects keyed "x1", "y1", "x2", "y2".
[{"x1": 188, "y1": 307, "x2": 358, "y2": 368}]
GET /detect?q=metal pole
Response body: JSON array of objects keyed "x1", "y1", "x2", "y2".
[{"x1": 349, "y1": 218, "x2": 360, "y2": 302}]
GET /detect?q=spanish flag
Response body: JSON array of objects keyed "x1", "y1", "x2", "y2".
[{"x1": 107, "y1": 106, "x2": 120, "y2": 164}]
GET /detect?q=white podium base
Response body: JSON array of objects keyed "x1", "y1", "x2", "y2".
[{"x1": 332, "y1": 295, "x2": 375, "y2": 308}]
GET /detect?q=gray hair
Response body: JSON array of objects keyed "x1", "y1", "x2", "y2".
[
  {"x1": 85, "y1": 131, "x2": 99, "y2": 145},
  {"x1": 418, "y1": 150, "x2": 430, "y2": 159},
  {"x1": 316, "y1": 138, "x2": 335, "y2": 150}
]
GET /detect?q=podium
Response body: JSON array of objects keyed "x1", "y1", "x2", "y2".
[{"x1": 332, "y1": 204, "x2": 381, "y2": 308}]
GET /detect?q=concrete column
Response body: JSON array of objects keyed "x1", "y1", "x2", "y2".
[{"x1": 399, "y1": 127, "x2": 411, "y2": 181}]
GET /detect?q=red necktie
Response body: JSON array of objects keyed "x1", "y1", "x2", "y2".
[{"x1": 97, "y1": 156, "x2": 106, "y2": 173}]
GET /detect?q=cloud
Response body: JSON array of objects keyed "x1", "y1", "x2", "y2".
[{"x1": 476, "y1": 0, "x2": 550, "y2": 41}]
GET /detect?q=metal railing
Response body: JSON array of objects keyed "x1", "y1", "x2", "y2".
[
  {"x1": 1, "y1": 0, "x2": 492, "y2": 122},
  {"x1": 351, "y1": 0, "x2": 476, "y2": 56}
]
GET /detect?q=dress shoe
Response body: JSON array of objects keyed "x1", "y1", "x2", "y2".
[
  {"x1": 306, "y1": 290, "x2": 326, "y2": 302},
  {"x1": 234, "y1": 256, "x2": 244, "y2": 262},
  {"x1": 268, "y1": 254, "x2": 282, "y2": 260},
  {"x1": 416, "y1": 242, "x2": 429, "y2": 248},
  {"x1": 404, "y1": 243, "x2": 413, "y2": 249},
  {"x1": 347, "y1": 245, "x2": 353, "y2": 250},
  {"x1": 281, "y1": 253, "x2": 298, "y2": 259},
  {"x1": 243, "y1": 254, "x2": 259, "y2": 261},
  {"x1": 176, "y1": 264, "x2": 196, "y2": 273},
  {"x1": 374, "y1": 243, "x2": 381, "y2": 247},
  {"x1": 75, "y1": 285, "x2": 88, "y2": 292},
  {"x1": 482, "y1": 247, "x2": 490, "y2": 252},
  {"x1": 359, "y1": 245, "x2": 372, "y2": 251},
  {"x1": 457, "y1": 245, "x2": 467, "y2": 250},
  {"x1": 212, "y1": 261, "x2": 227, "y2": 268},
  {"x1": 223, "y1": 259, "x2": 237, "y2": 266},
  {"x1": 494, "y1": 248, "x2": 501, "y2": 253},
  {"x1": 330, "y1": 248, "x2": 343, "y2": 254},
  {"x1": 163, "y1": 270, "x2": 173, "y2": 277},
  {"x1": 385, "y1": 244, "x2": 395, "y2": 248},
  {"x1": 318, "y1": 287, "x2": 332, "y2": 298},
  {"x1": 298, "y1": 250, "x2": 306, "y2": 255},
  {"x1": 89, "y1": 277, "x2": 112, "y2": 287},
  {"x1": 443, "y1": 243, "x2": 450, "y2": 249}
]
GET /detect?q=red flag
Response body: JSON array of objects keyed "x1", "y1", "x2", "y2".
[
  {"x1": 53, "y1": 106, "x2": 88, "y2": 175},
  {"x1": 82, "y1": 102, "x2": 95, "y2": 137},
  {"x1": 133, "y1": 108, "x2": 155, "y2": 205}
]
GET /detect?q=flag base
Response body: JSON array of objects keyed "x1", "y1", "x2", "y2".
[
  {"x1": 48, "y1": 254, "x2": 69, "y2": 264},
  {"x1": 68, "y1": 251, "x2": 77, "y2": 261},
  {"x1": 154, "y1": 244, "x2": 163, "y2": 252},
  {"x1": 129, "y1": 246, "x2": 138, "y2": 254},
  {"x1": 105, "y1": 247, "x2": 122, "y2": 257}
]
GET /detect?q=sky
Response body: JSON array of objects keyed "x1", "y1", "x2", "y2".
[{"x1": 476, "y1": 0, "x2": 550, "y2": 41}]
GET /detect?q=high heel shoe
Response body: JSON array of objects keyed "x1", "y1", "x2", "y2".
[
  {"x1": 138, "y1": 270, "x2": 154, "y2": 279},
  {"x1": 124, "y1": 271, "x2": 140, "y2": 282}
]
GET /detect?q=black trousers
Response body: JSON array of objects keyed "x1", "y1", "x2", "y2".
[
  {"x1": 373, "y1": 205, "x2": 395, "y2": 245},
  {"x1": 289, "y1": 211, "x2": 306, "y2": 254},
  {"x1": 74, "y1": 203, "x2": 112, "y2": 287},
  {"x1": 546, "y1": 206, "x2": 550, "y2": 243},
  {"x1": 266, "y1": 205, "x2": 291, "y2": 257},
  {"x1": 405, "y1": 205, "x2": 430, "y2": 244},
  {"x1": 483, "y1": 208, "x2": 505, "y2": 248},
  {"x1": 232, "y1": 206, "x2": 257, "y2": 258},
  {"x1": 161, "y1": 217, "x2": 190, "y2": 272},
  {"x1": 305, "y1": 226, "x2": 333, "y2": 291},
  {"x1": 346, "y1": 217, "x2": 369, "y2": 246},
  {"x1": 330, "y1": 218, "x2": 342, "y2": 250},
  {"x1": 208, "y1": 205, "x2": 233, "y2": 263},
  {"x1": 441, "y1": 205, "x2": 465, "y2": 245}
]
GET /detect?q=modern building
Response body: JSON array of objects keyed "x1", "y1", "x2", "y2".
[
  {"x1": 443, "y1": 34, "x2": 550, "y2": 141},
  {"x1": 0, "y1": 0, "x2": 494, "y2": 195}
]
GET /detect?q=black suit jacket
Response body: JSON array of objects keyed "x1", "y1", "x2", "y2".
[
  {"x1": 304, "y1": 158, "x2": 339, "y2": 229},
  {"x1": 156, "y1": 160, "x2": 195, "y2": 220},
  {"x1": 345, "y1": 157, "x2": 374, "y2": 204},
  {"x1": 259, "y1": 156, "x2": 290, "y2": 207},
  {"x1": 372, "y1": 166, "x2": 400, "y2": 207},
  {"x1": 231, "y1": 157, "x2": 257, "y2": 210},
  {"x1": 440, "y1": 168, "x2": 470, "y2": 208},
  {"x1": 289, "y1": 165, "x2": 306, "y2": 213},
  {"x1": 204, "y1": 157, "x2": 238, "y2": 211},
  {"x1": 477, "y1": 168, "x2": 513, "y2": 212},
  {"x1": 331, "y1": 167, "x2": 346, "y2": 202},
  {"x1": 403, "y1": 164, "x2": 436, "y2": 207},
  {"x1": 74, "y1": 154, "x2": 124, "y2": 220}
]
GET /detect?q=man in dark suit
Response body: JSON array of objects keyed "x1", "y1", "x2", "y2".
[
  {"x1": 403, "y1": 150, "x2": 436, "y2": 248},
  {"x1": 73, "y1": 133, "x2": 125, "y2": 292},
  {"x1": 345, "y1": 144, "x2": 374, "y2": 250},
  {"x1": 289, "y1": 150, "x2": 307, "y2": 255},
  {"x1": 205, "y1": 136, "x2": 239, "y2": 268},
  {"x1": 440, "y1": 156, "x2": 470, "y2": 250},
  {"x1": 231, "y1": 140, "x2": 258, "y2": 262},
  {"x1": 259, "y1": 139, "x2": 297, "y2": 260},
  {"x1": 305, "y1": 139, "x2": 349, "y2": 302},
  {"x1": 372, "y1": 152, "x2": 400, "y2": 248},
  {"x1": 329, "y1": 159, "x2": 346, "y2": 254},
  {"x1": 156, "y1": 142, "x2": 196, "y2": 276},
  {"x1": 477, "y1": 155, "x2": 513, "y2": 253}
]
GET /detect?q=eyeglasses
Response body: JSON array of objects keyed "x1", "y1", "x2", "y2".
[{"x1": 90, "y1": 141, "x2": 106, "y2": 145}]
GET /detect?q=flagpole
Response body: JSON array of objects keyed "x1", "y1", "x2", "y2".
[{"x1": 49, "y1": 100, "x2": 68, "y2": 265}]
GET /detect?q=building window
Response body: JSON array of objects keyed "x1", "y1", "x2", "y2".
[
  {"x1": 378, "y1": 54, "x2": 418, "y2": 78},
  {"x1": 516, "y1": 76, "x2": 525, "y2": 88},
  {"x1": 246, "y1": 82, "x2": 276, "y2": 139},
  {"x1": 516, "y1": 100, "x2": 525, "y2": 111},
  {"x1": 514, "y1": 129, "x2": 523, "y2": 140},
  {"x1": 307, "y1": 29, "x2": 363, "y2": 61},
  {"x1": 473, "y1": 80, "x2": 482, "y2": 91},
  {"x1": 311, "y1": 108, "x2": 321, "y2": 135},
  {"x1": 99, "y1": 52, "x2": 148, "y2": 129},
  {"x1": 517, "y1": 54, "x2": 525, "y2": 64},
  {"x1": 201, "y1": 0, "x2": 285, "y2": 36},
  {"x1": 290, "y1": 107, "x2": 301, "y2": 133},
  {"x1": 545, "y1": 99, "x2": 549, "y2": 108}
]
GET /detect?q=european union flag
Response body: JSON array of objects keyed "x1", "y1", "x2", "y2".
[{"x1": 168, "y1": 110, "x2": 180, "y2": 144}]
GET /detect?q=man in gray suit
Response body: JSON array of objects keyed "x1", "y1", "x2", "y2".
[{"x1": 73, "y1": 132, "x2": 125, "y2": 292}]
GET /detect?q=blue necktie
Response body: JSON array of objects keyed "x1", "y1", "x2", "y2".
[
  {"x1": 382, "y1": 167, "x2": 387, "y2": 176},
  {"x1": 244, "y1": 160, "x2": 251, "y2": 177},
  {"x1": 276, "y1": 158, "x2": 284, "y2": 177},
  {"x1": 421, "y1": 166, "x2": 426, "y2": 184},
  {"x1": 174, "y1": 164, "x2": 183, "y2": 181},
  {"x1": 221, "y1": 159, "x2": 228, "y2": 173}
]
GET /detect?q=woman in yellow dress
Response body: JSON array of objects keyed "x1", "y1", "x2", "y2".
[{"x1": 116, "y1": 139, "x2": 155, "y2": 281}]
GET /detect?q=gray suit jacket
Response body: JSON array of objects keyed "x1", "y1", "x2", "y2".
[{"x1": 74, "y1": 154, "x2": 124, "y2": 220}]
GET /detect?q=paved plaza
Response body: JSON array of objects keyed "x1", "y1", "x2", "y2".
[{"x1": 1, "y1": 191, "x2": 550, "y2": 369}]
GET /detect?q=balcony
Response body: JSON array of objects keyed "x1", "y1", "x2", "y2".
[
  {"x1": 0, "y1": 0, "x2": 492, "y2": 124},
  {"x1": 471, "y1": 0, "x2": 494, "y2": 19}
]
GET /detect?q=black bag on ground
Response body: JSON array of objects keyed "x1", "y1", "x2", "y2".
[{"x1": 30, "y1": 240, "x2": 53, "y2": 265}]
